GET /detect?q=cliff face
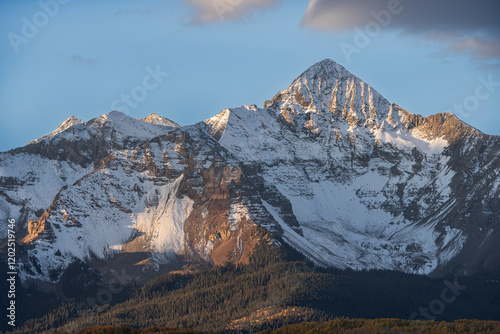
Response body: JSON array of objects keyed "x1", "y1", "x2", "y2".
[{"x1": 1, "y1": 59, "x2": 498, "y2": 282}]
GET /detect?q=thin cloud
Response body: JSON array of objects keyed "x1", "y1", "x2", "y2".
[
  {"x1": 114, "y1": 5, "x2": 172, "y2": 17},
  {"x1": 115, "y1": 8, "x2": 155, "y2": 16},
  {"x1": 184, "y1": 0, "x2": 281, "y2": 24},
  {"x1": 69, "y1": 55, "x2": 96, "y2": 66},
  {"x1": 426, "y1": 31, "x2": 500, "y2": 68},
  {"x1": 301, "y1": 0, "x2": 500, "y2": 67},
  {"x1": 450, "y1": 37, "x2": 500, "y2": 60}
]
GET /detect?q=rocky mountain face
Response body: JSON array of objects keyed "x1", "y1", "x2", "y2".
[{"x1": 1, "y1": 59, "x2": 498, "y2": 283}]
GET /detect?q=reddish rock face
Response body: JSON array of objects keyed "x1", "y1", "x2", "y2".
[{"x1": 183, "y1": 164, "x2": 269, "y2": 266}]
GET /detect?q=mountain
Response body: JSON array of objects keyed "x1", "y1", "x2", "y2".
[
  {"x1": 1, "y1": 59, "x2": 499, "y2": 284},
  {"x1": 140, "y1": 113, "x2": 180, "y2": 127}
]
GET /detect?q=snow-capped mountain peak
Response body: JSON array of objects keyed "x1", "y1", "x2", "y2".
[
  {"x1": 265, "y1": 59, "x2": 391, "y2": 131},
  {"x1": 2, "y1": 59, "x2": 498, "y2": 284},
  {"x1": 86, "y1": 110, "x2": 176, "y2": 141},
  {"x1": 140, "y1": 113, "x2": 180, "y2": 127},
  {"x1": 29, "y1": 115, "x2": 84, "y2": 144},
  {"x1": 59, "y1": 115, "x2": 84, "y2": 129},
  {"x1": 203, "y1": 105, "x2": 259, "y2": 141}
]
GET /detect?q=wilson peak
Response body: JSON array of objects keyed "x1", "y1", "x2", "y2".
[{"x1": 1, "y1": 59, "x2": 498, "y2": 286}]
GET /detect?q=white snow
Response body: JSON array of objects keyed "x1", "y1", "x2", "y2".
[
  {"x1": 90, "y1": 110, "x2": 173, "y2": 141},
  {"x1": 30, "y1": 116, "x2": 85, "y2": 144}
]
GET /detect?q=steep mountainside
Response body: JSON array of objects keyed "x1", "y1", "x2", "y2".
[
  {"x1": 204, "y1": 60, "x2": 500, "y2": 276},
  {"x1": 1, "y1": 59, "x2": 498, "y2": 283}
]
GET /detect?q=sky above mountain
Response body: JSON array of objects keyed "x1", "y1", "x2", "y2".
[{"x1": 0, "y1": 0, "x2": 499, "y2": 152}]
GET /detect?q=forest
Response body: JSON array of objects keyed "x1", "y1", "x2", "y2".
[{"x1": 1, "y1": 241, "x2": 500, "y2": 333}]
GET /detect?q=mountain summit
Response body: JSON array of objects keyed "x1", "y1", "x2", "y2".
[
  {"x1": 265, "y1": 59, "x2": 390, "y2": 126},
  {"x1": 1, "y1": 59, "x2": 498, "y2": 283},
  {"x1": 140, "y1": 113, "x2": 180, "y2": 127}
]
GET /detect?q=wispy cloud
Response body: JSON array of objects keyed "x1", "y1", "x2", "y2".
[
  {"x1": 449, "y1": 37, "x2": 500, "y2": 60},
  {"x1": 69, "y1": 54, "x2": 96, "y2": 66},
  {"x1": 115, "y1": 8, "x2": 156, "y2": 16},
  {"x1": 301, "y1": 0, "x2": 500, "y2": 68},
  {"x1": 184, "y1": 0, "x2": 281, "y2": 24}
]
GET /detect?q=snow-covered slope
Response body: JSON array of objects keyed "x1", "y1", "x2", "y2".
[
  {"x1": 204, "y1": 59, "x2": 500, "y2": 275},
  {"x1": 0, "y1": 111, "x2": 180, "y2": 242},
  {"x1": 202, "y1": 104, "x2": 461, "y2": 274},
  {"x1": 3, "y1": 111, "x2": 269, "y2": 281},
  {"x1": 30, "y1": 116, "x2": 85, "y2": 144},
  {"x1": 2, "y1": 59, "x2": 499, "y2": 282}
]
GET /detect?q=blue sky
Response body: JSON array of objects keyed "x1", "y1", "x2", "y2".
[{"x1": 0, "y1": 0, "x2": 499, "y2": 151}]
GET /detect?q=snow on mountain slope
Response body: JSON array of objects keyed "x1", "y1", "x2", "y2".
[
  {"x1": 264, "y1": 59, "x2": 391, "y2": 126},
  {"x1": 204, "y1": 59, "x2": 499, "y2": 275},
  {"x1": 18, "y1": 159, "x2": 193, "y2": 279},
  {"x1": 2, "y1": 59, "x2": 498, "y2": 282},
  {"x1": 205, "y1": 104, "x2": 462, "y2": 274},
  {"x1": 11, "y1": 118, "x2": 271, "y2": 281},
  {"x1": 1, "y1": 111, "x2": 180, "y2": 237},
  {"x1": 88, "y1": 110, "x2": 178, "y2": 142},
  {"x1": 0, "y1": 153, "x2": 92, "y2": 241},
  {"x1": 25, "y1": 111, "x2": 174, "y2": 150},
  {"x1": 30, "y1": 116, "x2": 85, "y2": 144}
]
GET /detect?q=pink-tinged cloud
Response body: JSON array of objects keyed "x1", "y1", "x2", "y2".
[
  {"x1": 185, "y1": 0, "x2": 281, "y2": 24},
  {"x1": 450, "y1": 37, "x2": 500, "y2": 60}
]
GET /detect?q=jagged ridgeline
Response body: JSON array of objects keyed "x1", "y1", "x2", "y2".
[{"x1": 0, "y1": 59, "x2": 499, "y2": 286}]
